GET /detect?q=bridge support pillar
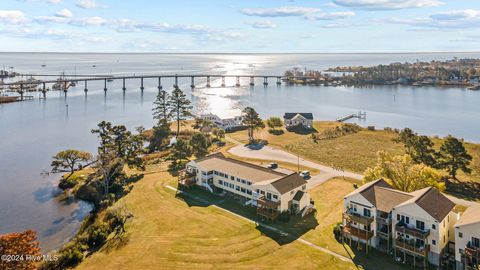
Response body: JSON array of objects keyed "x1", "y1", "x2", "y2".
[
  {"x1": 277, "y1": 77, "x2": 282, "y2": 86},
  {"x1": 191, "y1": 76, "x2": 195, "y2": 89},
  {"x1": 122, "y1": 78, "x2": 126, "y2": 91},
  {"x1": 250, "y1": 77, "x2": 255, "y2": 86},
  {"x1": 64, "y1": 81, "x2": 68, "y2": 94},
  {"x1": 158, "y1": 77, "x2": 163, "y2": 91},
  {"x1": 206, "y1": 76, "x2": 211, "y2": 88},
  {"x1": 221, "y1": 76, "x2": 226, "y2": 87},
  {"x1": 174, "y1": 76, "x2": 178, "y2": 89},
  {"x1": 84, "y1": 80, "x2": 88, "y2": 93},
  {"x1": 104, "y1": 79, "x2": 107, "y2": 92},
  {"x1": 20, "y1": 84, "x2": 24, "y2": 100},
  {"x1": 263, "y1": 77, "x2": 268, "y2": 86},
  {"x1": 235, "y1": 76, "x2": 240, "y2": 87},
  {"x1": 42, "y1": 82, "x2": 47, "y2": 99},
  {"x1": 140, "y1": 77, "x2": 144, "y2": 91}
]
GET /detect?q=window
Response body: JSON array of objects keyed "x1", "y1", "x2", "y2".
[
  {"x1": 246, "y1": 190, "x2": 252, "y2": 195},
  {"x1": 267, "y1": 193, "x2": 272, "y2": 200},
  {"x1": 432, "y1": 224, "x2": 436, "y2": 230},
  {"x1": 235, "y1": 186, "x2": 240, "y2": 191},
  {"x1": 349, "y1": 203, "x2": 357, "y2": 212},
  {"x1": 225, "y1": 174, "x2": 229, "y2": 178},
  {"x1": 260, "y1": 190, "x2": 265, "y2": 195},
  {"x1": 224, "y1": 182, "x2": 228, "y2": 187},
  {"x1": 397, "y1": 214, "x2": 400, "y2": 221},
  {"x1": 237, "y1": 178, "x2": 241, "y2": 182},
  {"x1": 443, "y1": 236, "x2": 446, "y2": 243},
  {"x1": 432, "y1": 240, "x2": 436, "y2": 245},
  {"x1": 207, "y1": 171, "x2": 214, "y2": 175},
  {"x1": 273, "y1": 195, "x2": 278, "y2": 200},
  {"x1": 247, "y1": 181, "x2": 252, "y2": 186},
  {"x1": 459, "y1": 232, "x2": 463, "y2": 238},
  {"x1": 219, "y1": 180, "x2": 223, "y2": 185},
  {"x1": 364, "y1": 209, "x2": 371, "y2": 218},
  {"x1": 416, "y1": 220, "x2": 425, "y2": 231},
  {"x1": 241, "y1": 188, "x2": 246, "y2": 193},
  {"x1": 231, "y1": 176, "x2": 234, "y2": 180},
  {"x1": 214, "y1": 171, "x2": 218, "y2": 175},
  {"x1": 406, "y1": 216, "x2": 410, "y2": 224},
  {"x1": 473, "y1": 237, "x2": 480, "y2": 248}
]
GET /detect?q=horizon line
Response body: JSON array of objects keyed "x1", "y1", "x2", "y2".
[{"x1": 1, "y1": 51, "x2": 480, "y2": 55}]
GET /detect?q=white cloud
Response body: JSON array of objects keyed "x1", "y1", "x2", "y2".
[
  {"x1": 0, "y1": 10, "x2": 26, "y2": 24},
  {"x1": 35, "y1": 15, "x2": 107, "y2": 26},
  {"x1": 48, "y1": 0, "x2": 62, "y2": 4},
  {"x1": 76, "y1": 0, "x2": 100, "y2": 9},
  {"x1": 389, "y1": 9, "x2": 480, "y2": 29},
  {"x1": 55, "y1": 8, "x2": 72, "y2": 18},
  {"x1": 247, "y1": 20, "x2": 277, "y2": 29},
  {"x1": 332, "y1": 0, "x2": 444, "y2": 10},
  {"x1": 306, "y1": 11, "x2": 355, "y2": 20},
  {"x1": 241, "y1": 6, "x2": 321, "y2": 17}
]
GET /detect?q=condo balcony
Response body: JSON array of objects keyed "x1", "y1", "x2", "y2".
[
  {"x1": 395, "y1": 239, "x2": 430, "y2": 257},
  {"x1": 376, "y1": 211, "x2": 392, "y2": 225},
  {"x1": 343, "y1": 209, "x2": 374, "y2": 225},
  {"x1": 465, "y1": 242, "x2": 480, "y2": 259},
  {"x1": 343, "y1": 224, "x2": 374, "y2": 240},
  {"x1": 395, "y1": 222, "x2": 430, "y2": 239}
]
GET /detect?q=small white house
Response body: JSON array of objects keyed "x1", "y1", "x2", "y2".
[
  {"x1": 455, "y1": 206, "x2": 480, "y2": 270},
  {"x1": 283, "y1": 113, "x2": 313, "y2": 129},
  {"x1": 200, "y1": 113, "x2": 243, "y2": 130}
]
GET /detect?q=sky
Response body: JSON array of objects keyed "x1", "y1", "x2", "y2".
[{"x1": 0, "y1": 0, "x2": 479, "y2": 53}]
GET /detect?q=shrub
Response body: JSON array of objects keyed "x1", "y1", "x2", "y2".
[
  {"x1": 367, "y1": 126, "x2": 375, "y2": 131},
  {"x1": 58, "y1": 177, "x2": 77, "y2": 189},
  {"x1": 86, "y1": 223, "x2": 110, "y2": 249}
]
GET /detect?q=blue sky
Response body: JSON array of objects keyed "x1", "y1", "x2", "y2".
[{"x1": 0, "y1": 0, "x2": 479, "y2": 52}]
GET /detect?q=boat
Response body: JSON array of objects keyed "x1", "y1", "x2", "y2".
[
  {"x1": 41, "y1": 64, "x2": 46, "y2": 67},
  {"x1": 468, "y1": 85, "x2": 480, "y2": 91}
]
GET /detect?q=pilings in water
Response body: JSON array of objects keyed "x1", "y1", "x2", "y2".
[
  {"x1": 122, "y1": 78, "x2": 126, "y2": 91},
  {"x1": 140, "y1": 77, "x2": 144, "y2": 91},
  {"x1": 103, "y1": 79, "x2": 107, "y2": 92},
  {"x1": 191, "y1": 76, "x2": 195, "y2": 89},
  {"x1": 206, "y1": 76, "x2": 211, "y2": 88},
  {"x1": 263, "y1": 77, "x2": 268, "y2": 86},
  {"x1": 250, "y1": 77, "x2": 255, "y2": 86},
  {"x1": 84, "y1": 80, "x2": 88, "y2": 93},
  {"x1": 20, "y1": 84, "x2": 24, "y2": 100},
  {"x1": 174, "y1": 75, "x2": 179, "y2": 89},
  {"x1": 42, "y1": 82, "x2": 47, "y2": 99},
  {"x1": 221, "y1": 76, "x2": 226, "y2": 87},
  {"x1": 64, "y1": 81, "x2": 68, "y2": 95},
  {"x1": 158, "y1": 77, "x2": 163, "y2": 91},
  {"x1": 276, "y1": 77, "x2": 282, "y2": 86},
  {"x1": 235, "y1": 76, "x2": 240, "y2": 87}
]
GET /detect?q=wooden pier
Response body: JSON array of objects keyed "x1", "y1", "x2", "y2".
[{"x1": 336, "y1": 112, "x2": 367, "y2": 122}]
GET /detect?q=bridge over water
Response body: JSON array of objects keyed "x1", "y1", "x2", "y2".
[{"x1": 1, "y1": 74, "x2": 313, "y2": 100}]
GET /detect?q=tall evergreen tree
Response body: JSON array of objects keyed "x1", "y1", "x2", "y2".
[
  {"x1": 437, "y1": 135, "x2": 472, "y2": 179},
  {"x1": 167, "y1": 139, "x2": 192, "y2": 171},
  {"x1": 169, "y1": 88, "x2": 192, "y2": 136},
  {"x1": 395, "y1": 128, "x2": 438, "y2": 167},
  {"x1": 152, "y1": 90, "x2": 172, "y2": 126},
  {"x1": 241, "y1": 107, "x2": 265, "y2": 143}
]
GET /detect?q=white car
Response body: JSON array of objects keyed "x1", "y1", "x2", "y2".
[{"x1": 299, "y1": 170, "x2": 310, "y2": 179}]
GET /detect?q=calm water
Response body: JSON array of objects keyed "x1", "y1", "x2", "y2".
[{"x1": 1, "y1": 53, "x2": 480, "y2": 251}]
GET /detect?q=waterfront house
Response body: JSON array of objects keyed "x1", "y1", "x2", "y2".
[
  {"x1": 342, "y1": 179, "x2": 458, "y2": 268},
  {"x1": 182, "y1": 153, "x2": 314, "y2": 220},
  {"x1": 200, "y1": 113, "x2": 243, "y2": 131},
  {"x1": 283, "y1": 113, "x2": 313, "y2": 129},
  {"x1": 455, "y1": 207, "x2": 480, "y2": 270}
]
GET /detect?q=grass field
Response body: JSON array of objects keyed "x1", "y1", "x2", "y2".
[{"x1": 74, "y1": 162, "x2": 410, "y2": 270}]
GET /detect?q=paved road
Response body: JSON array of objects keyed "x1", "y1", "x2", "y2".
[{"x1": 226, "y1": 140, "x2": 480, "y2": 208}]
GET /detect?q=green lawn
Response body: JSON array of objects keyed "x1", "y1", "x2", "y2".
[
  {"x1": 75, "y1": 163, "x2": 409, "y2": 270},
  {"x1": 75, "y1": 167, "x2": 357, "y2": 270}
]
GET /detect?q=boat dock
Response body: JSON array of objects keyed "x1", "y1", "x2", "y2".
[{"x1": 336, "y1": 112, "x2": 367, "y2": 122}]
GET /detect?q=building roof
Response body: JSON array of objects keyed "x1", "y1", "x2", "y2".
[
  {"x1": 271, "y1": 173, "x2": 307, "y2": 195},
  {"x1": 456, "y1": 207, "x2": 480, "y2": 227},
  {"x1": 293, "y1": 190, "x2": 306, "y2": 201},
  {"x1": 396, "y1": 187, "x2": 455, "y2": 222},
  {"x1": 284, "y1": 113, "x2": 313, "y2": 120},
  {"x1": 346, "y1": 179, "x2": 455, "y2": 221},
  {"x1": 193, "y1": 153, "x2": 286, "y2": 183},
  {"x1": 346, "y1": 179, "x2": 412, "y2": 212}
]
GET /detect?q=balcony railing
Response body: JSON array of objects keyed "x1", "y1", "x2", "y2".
[
  {"x1": 466, "y1": 242, "x2": 480, "y2": 259},
  {"x1": 343, "y1": 224, "x2": 374, "y2": 240},
  {"x1": 395, "y1": 240, "x2": 430, "y2": 257},
  {"x1": 376, "y1": 212, "x2": 392, "y2": 224},
  {"x1": 395, "y1": 223, "x2": 430, "y2": 239},
  {"x1": 343, "y1": 210, "x2": 374, "y2": 225}
]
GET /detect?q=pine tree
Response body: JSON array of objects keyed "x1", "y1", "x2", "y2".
[
  {"x1": 241, "y1": 107, "x2": 265, "y2": 143},
  {"x1": 437, "y1": 135, "x2": 472, "y2": 179},
  {"x1": 189, "y1": 132, "x2": 210, "y2": 158},
  {"x1": 169, "y1": 88, "x2": 192, "y2": 136}
]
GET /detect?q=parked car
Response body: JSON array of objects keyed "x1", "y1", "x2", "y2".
[
  {"x1": 299, "y1": 170, "x2": 310, "y2": 179},
  {"x1": 267, "y1": 163, "x2": 278, "y2": 169}
]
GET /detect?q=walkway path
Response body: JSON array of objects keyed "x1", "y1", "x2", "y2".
[
  {"x1": 165, "y1": 184, "x2": 352, "y2": 263},
  {"x1": 226, "y1": 137, "x2": 480, "y2": 207}
]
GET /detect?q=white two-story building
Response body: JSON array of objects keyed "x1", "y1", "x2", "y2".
[
  {"x1": 184, "y1": 153, "x2": 314, "y2": 220},
  {"x1": 200, "y1": 113, "x2": 243, "y2": 131},
  {"x1": 455, "y1": 207, "x2": 480, "y2": 270},
  {"x1": 343, "y1": 179, "x2": 457, "y2": 268}
]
